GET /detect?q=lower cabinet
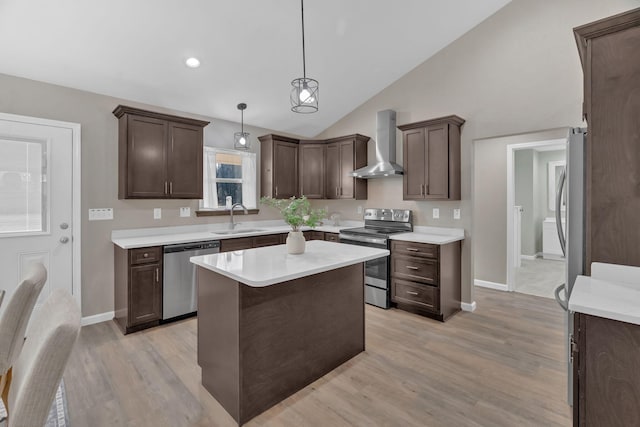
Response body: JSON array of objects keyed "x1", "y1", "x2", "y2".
[
  {"x1": 390, "y1": 240, "x2": 461, "y2": 322},
  {"x1": 114, "y1": 246, "x2": 163, "y2": 334},
  {"x1": 220, "y1": 234, "x2": 289, "y2": 252},
  {"x1": 324, "y1": 232, "x2": 339, "y2": 242},
  {"x1": 573, "y1": 313, "x2": 640, "y2": 425}
]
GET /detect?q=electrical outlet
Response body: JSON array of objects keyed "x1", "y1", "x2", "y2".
[
  {"x1": 88, "y1": 208, "x2": 113, "y2": 221},
  {"x1": 357, "y1": 206, "x2": 363, "y2": 214},
  {"x1": 432, "y1": 208, "x2": 440, "y2": 219},
  {"x1": 154, "y1": 208, "x2": 162, "y2": 219},
  {"x1": 453, "y1": 209, "x2": 461, "y2": 220},
  {"x1": 180, "y1": 207, "x2": 191, "y2": 217}
]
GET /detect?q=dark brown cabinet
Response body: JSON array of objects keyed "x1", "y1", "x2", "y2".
[
  {"x1": 390, "y1": 240, "x2": 461, "y2": 322},
  {"x1": 398, "y1": 116, "x2": 464, "y2": 201},
  {"x1": 324, "y1": 232, "x2": 339, "y2": 242},
  {"x1": 113, "y1": 105, "x2": 209, "y2": 199},
  {"x1": 259, "y1": 133, "x2": 369, "y2": 200},
  {"x1": 304, "y1": 230, "x2": 325, "y2": 241},
  {"x1": 325, "y1": 135, "x2": 368, "y2": 200},
  {"x1": 574, "y1": 9, "x2": 640, "y2": 271},
  {"x1": 258, "y1": 134, "x2": 299, "y2": 199},
  {"x1": 220, "y1": 234, "x2": 288, "y2": 252},
  {"x1": 573, "y1": 313, "x2": 640, "y2": 426},
  {"x1": 299, "y1": 142, "x2": 325, "y2": 199},
  {"x1": 114, "y1": 245, "x2": 163, "y2": 334}
]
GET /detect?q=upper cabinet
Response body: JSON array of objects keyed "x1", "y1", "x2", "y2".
[
  {"x1": 259, "y1": 133, "x2": 369, "y2": 200},
  {"x1": 398, "y1": 115, "x2": 465, "y2": 201},
  {"x1": 299, "y1": 141, "x2": 326, "y2": 199},
  {"x1": 113, "y1": 105, "x2": 209, "y2": 199},
  {"x1": 573, "y1": 8, "x2": 640, "y2": 271},
  {"x1": 258, "y1": 134, "x2": 300, "y2": 199},
  {"x1": 325, "y1": 135, "x2": 369, "y2": 200}
]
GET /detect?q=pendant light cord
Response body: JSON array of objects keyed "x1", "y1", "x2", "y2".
[
  {"x1": 301, "y1": 0, "x2": 306, "y2": 79},
  {"x1": 241, "y1": 108, "x2": 244, "y2": 133}
]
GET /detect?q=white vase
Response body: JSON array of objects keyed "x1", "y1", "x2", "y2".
[{"x1": 286, "y1": 231, "x2": 306, "y2": 254}]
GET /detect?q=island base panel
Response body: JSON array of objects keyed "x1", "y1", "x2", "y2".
[
  {"x1": 197, "y1": 263, "x2": 365, "y2": 425},
  {"x1": 197, "y1": 267, "x2": 240, "y2": 421}
]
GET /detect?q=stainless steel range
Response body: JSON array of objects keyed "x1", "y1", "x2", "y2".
[{"x1": 339, "y1": 208, "x2": 412, "y2": 308}]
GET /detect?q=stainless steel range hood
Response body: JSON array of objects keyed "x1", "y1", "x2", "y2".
[{"x1": 350, "y1": 110, "x2": 403, "y2": 178}]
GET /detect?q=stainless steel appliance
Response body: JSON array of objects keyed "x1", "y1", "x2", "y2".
[
  {"x1": 339, "y1": 208, "x2": 412, "y2": 308},
  {"x1": 553, "y1": 127, "x2": 587, "y2": 403},
  {"x1": 162, "y1": 240, "x2": 220, "y2": 320}
]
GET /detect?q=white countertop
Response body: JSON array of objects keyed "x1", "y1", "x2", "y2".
[
  {"x1": 190, "y1": 240, "x2": 389, "y2": 287},
  {"x1": 569, "y1": 274, "x2": 640, "y2": 326},
  {"x1": 390, "y1": 226, "x2": 465, "y2": 245},
  {"x1": 111, "y1": 221, "x2": 361, "y2": 249},
  {"x1": 112, "y1": 221, "x2": 465, "y2": 249}
]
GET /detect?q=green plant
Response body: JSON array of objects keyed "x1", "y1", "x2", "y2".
[{"x1": 260, "y1": 196, "x2": 327, "y2": 232}]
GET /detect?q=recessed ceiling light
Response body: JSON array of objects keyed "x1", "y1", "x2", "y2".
[{"x1": 185, "y1": 57, "x2": 200, "y2": 68}]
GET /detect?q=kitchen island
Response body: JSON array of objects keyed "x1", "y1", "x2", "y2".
[{"x1": 190, "y1": 240, "x2": 389, "y2": 425}]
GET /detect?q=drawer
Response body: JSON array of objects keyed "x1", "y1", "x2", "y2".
[
  {"x1": 324, "y1": 232, "x2": 339, "y2": 242},
  {"x1": 253, "y1": 234, "x2": 281, "y2": 248},
  {"x1": 392, "y1": 279, "x2": 439, "y2": 312},
  {"x1": 391, "y1": 240, "x2": 438, "y2": 259},
  {"x1": 130, "y1": 246, "x2": 162, "y2": 265},
  {"x1": 391, "y1": 255, "x2": 437, "y2": 285},
  {"x1": 308, "y1": 231, "x2": 325, "y2": 241}
]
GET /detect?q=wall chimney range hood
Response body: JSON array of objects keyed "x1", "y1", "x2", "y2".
[{"x1": 350, "y1": 110, "x2": 403, "y2": 178}]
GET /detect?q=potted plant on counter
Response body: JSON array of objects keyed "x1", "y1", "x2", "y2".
[{"x1": 260, "y1": 196, "x2": 327, "y2": 254}]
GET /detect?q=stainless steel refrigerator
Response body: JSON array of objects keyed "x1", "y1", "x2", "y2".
[{"x1": 554, "y1": 127, "x2": 587, "y2": 404}]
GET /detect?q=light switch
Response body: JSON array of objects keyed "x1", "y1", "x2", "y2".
[
  {"x1": 154, "y1": 208, "x2": 162, "y2": 219},
  {"x1": 432, "y1": 208, "x2": 440, "y2": 219},
  {"x1": 453, "y1": 209, "x2": 461, "y2": 220},
  {"x1": 180, "y1": 207, "x2": 191, "y2": 217},
  {"x1": 357, "y1": 206, "x2": 363, "y2": 214},
  {"x1": 88, "y1": 208, "x2": 113, "y2": 221}
]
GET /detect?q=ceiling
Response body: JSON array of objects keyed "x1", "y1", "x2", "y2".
[{"x1": 0, "y1": 0, "x2": 511, "y2": 137}]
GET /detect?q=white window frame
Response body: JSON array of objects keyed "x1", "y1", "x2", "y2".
[{"x1": 200, "y1": 147, "x2": 257, "y2": 210}]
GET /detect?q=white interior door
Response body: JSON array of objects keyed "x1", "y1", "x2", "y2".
[{"x1": 0, "y1": 116, "x2": 75, "y2": 310}]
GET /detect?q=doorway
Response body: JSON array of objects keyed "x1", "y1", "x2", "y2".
[
  {"x1": 507, "y1": 139, "x2": 566, "y2": 298},
  {"x1": 0, "y1": 113, "x2": 81, "y2": 310}
]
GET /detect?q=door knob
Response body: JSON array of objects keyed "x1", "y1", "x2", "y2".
[
  {"x1": 60, "y1": 222, "x2": 69, "y2": 230},
  {"x1": 59, "y1": 236, "x2": 70, "y2": 244}
]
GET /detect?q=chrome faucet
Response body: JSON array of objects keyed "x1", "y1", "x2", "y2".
[{"x1": 229, "y1": 203, "x2": 249, "y2": 229}]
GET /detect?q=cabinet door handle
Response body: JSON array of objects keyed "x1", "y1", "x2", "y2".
[
  {"x1": 406, "y1": 266, "x2": 419, "y2": 270},
  {"x1": 275, "y1": 186, "x2": 278, "y2": 197},
  {"x1": 143, "y1": 252, "x2": 149, "y2": 258},
  {"x1": 164, "y1": 181, "x2": 168, "y2": 195},
  {"x1": 155, "y1": 268, "x2": 159, "y2": 282},
  {"x1": 169, "y1": 182, "x2": 173, "y2": 194},
  {"x1": 340, "y1": 187, "x2": 343, "y2": 196},
  {"x1": 406, "y1": 248, "x2": 419, "y2": 252},
  {"x1": 336, "y1": 187, "x2": 339, "y2": 197},
  {"x1": 425, "y1": 184, "x2": 429, "y2": 195},
  {"x1": 406, "y1": 291, "x2": 419, "y2": 296}
]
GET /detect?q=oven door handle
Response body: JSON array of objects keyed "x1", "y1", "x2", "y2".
[{"x1": 338, "y1": 234, "x2": 387, "y2": 247}]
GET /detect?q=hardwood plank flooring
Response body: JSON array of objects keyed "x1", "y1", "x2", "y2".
[{"x1": 64, "y1": 288, "x2": 571, "y2": 426}]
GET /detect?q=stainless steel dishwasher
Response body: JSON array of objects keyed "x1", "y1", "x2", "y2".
[{"x1": 162, "y1": 240, "x2": 220, "y2": 320}]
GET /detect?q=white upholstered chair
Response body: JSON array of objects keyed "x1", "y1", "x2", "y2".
[
  {"x1": 2, "y1": 289, "x2": 80, "y2": 427},
  {"x1": 0, "y1": 263, "x2": 48, "y2": 384}
]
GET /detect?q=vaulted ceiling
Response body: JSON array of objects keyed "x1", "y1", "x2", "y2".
[{"x1": 0, "y1": 0, "x2": 511, "y2": 136}]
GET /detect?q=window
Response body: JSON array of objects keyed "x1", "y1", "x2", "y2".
[
  {"x1": 201, "y1": 147, "x2": 257, "y2": 209},
  {"x1": 0, "y1": 138, "x2": 47, "y2": 235}
]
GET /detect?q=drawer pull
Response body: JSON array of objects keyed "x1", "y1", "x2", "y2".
[
  {"x1": 406, "y1": 291, "x2": 419, "y2": 296},
  {"x1": 406, "y1": 266, "x2": 419, "y2": 270},
  {"x1": 406, "y1": 248, "x2": 419, "y2": 252},
  {"x1": 143, "y1": 253, "x2": 149, "y2": 258}
]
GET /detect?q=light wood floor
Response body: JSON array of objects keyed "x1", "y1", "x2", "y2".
[{"x1": 65, "y1": 288, "x2": 571, "y2": 426}]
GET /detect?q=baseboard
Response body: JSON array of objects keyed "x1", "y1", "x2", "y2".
[
  {"x1": 461, "y1": 301, "x2": 477, "y2": 312},
  {"x1": 81, "y1": 311, "x2": 114, "y2": 326},
  {"x1": 520, "y1": 252, "x2": 542, "y2": 261},
  {"x1": 474, "y1": 279, "x2": 508, "y2": 292}
]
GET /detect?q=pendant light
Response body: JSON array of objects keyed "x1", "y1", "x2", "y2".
[
  {"x1": 290, "y1": 0, "x2": 318, "y2": 113},
  {"x1": 234, "y1": 103, "x2": 250, "y2": 150}
]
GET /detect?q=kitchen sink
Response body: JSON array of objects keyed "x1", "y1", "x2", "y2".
[{"x1": 211, "y1": 228, "x2": 265, "y2": 235}]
